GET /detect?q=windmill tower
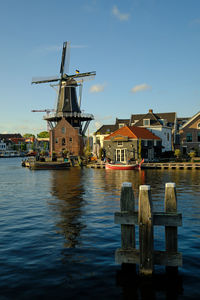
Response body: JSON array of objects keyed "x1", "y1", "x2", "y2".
[{"x1": 32, "y1": 41, "x2": 96, "y2": 157}]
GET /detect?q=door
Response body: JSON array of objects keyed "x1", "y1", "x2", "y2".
[{"x1": 115, "y1": 149, "x2": 126, "y2": 162}]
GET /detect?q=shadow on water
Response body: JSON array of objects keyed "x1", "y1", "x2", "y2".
[{"x1": 49, "y1": 168, "x2": 86, "y2": 249}]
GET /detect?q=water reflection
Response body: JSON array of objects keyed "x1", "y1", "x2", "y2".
[
  {"x1": 116, "y1": 264, "x2": 183, "y2": 300},
  {"x1": 49, "y1": 168, "x2": 85, "y2": 248}
]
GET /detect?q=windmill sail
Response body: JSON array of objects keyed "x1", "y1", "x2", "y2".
[
  {"x1": 60, "y1": 41, "x2": 70, "y2": 76},
  {"x1": 32, "y1": 76, "x2": 60, "y2": 84},
  {"x1": 32, "y1": 40, "x2": 96, "y2": 132}
]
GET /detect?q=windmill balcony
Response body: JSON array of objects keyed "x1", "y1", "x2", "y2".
[{"x1": 44, "y1": 112, "x2": 94, "y2": 121}]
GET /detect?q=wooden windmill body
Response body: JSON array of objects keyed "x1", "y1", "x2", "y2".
[{"x1": 32, "y1": 41, "x2": 96, "y2": 157}]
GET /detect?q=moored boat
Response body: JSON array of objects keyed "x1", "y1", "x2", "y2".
[
  {"x1": 29, "y1": 161, "x2": 70, "y2": 170},
  {"x1": 105, "y1": 162, "x2": 139, "y2": 170}
]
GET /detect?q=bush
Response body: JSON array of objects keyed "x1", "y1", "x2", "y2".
[
  {"x1": 189, "y1": 151, "x2": 196, "y2": 161},
  {"x1": 174, "y1": 149, "x2": 181, "y2": 160}
]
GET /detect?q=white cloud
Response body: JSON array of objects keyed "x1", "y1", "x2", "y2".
[
  {"x1": 131, "y1": 83, "x2": 152, "y2": 93},
  {"x1": 112, "y1": 5, "x2": 130, "y2": 21},
  {"x1": 89, "y1": 83, "x2": 106, "y2": 93}
]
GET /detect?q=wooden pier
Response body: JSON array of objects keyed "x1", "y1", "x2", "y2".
[
  {"x1": 142, "y1": 162, "x2": 200, "y2": 170},
  {"x1": 87, "y1": 163, "x2": 105, "y2": 169},
  {"x1": 115, "y1": 182, "x2": 182, "y2": 276},
  {"x1": 87, "y1": 162, "x2": 200, "y2": 170}
]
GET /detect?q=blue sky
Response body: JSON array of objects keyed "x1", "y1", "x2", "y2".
[{"x1": 0, "y1": 0, "x2": 200, "y2": 135}]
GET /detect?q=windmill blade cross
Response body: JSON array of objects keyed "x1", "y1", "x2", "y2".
[
  {"x1": 60, "y1": 41, "x2": 70, "y2": 76},
  {"x1": 66, "y1": 71, "x2": 96, "y2": 82},
  {"x1": 32, "y1": 76, "x2": 60, "y2": 84}
]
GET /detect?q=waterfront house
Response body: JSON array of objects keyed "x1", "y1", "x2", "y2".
[
  {"x1": 179, "y1": 111, "x2": 200, "y2": 155},
  {"x1": 0, "y1": 140, "x2": 6, "y2": 152},
  {"x1": 0, "y1": 134, "x2": 24, "y2": 151},
  {"x1": 130, "y1": 109, "x2": 176, "y2": 152},
  {"x1": 93, "y1": 118, "x2": 130, "y2": 149},
  {"x1": 103, "y1": 125, "x2": 161, "y2": 162}
]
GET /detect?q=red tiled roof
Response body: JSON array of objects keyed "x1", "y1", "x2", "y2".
[{"x1": 104, "y1": 125, "x2": 160, "y2": 140}]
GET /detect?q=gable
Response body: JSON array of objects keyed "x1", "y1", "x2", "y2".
[
  {"x1": 53, "y1": 117, "x2": 79, "y2": 137},
  {"x1": 181, "y1": 111, "x2": 200, "y2": 130}
]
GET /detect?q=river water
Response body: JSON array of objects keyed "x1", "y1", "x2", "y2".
[{"x1": 0, "y1": 158, "x2": 199, "y2": 299}]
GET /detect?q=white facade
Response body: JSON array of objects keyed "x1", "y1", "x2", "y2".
[
  {"x1": 0, "y1": 141, "x2": 6, "y2": 151},
  {"x1": 147, "y1": 126, "x2": 172, "y2": 152},
  {"x1": 93, "y1": 134, "x2": 110, "y2": 148}
]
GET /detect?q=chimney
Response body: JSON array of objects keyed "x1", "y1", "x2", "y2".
[{"x1": 149, "y1": 109, "x2": 153, "y2": 113}]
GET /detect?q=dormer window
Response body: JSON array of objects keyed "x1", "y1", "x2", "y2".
[
  {"x1": 143, "y1": 119, "x2": 150, "y2": 126},
  {"x1": 106, "y1": 128, "x2": 111, "y2": 134}
]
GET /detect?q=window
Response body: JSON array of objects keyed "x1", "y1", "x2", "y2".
[
  {"x1": 143, "y1": 119, "x2": 150, "y2": 126},
  {"x1": 117, "y1": 141, "x2": 123, "y2": 146},
  {"x1": 69, "y1": 137, "x2": 72, "y2": 142},
  {"x1": 186, "y1": 133, "x2": 192, "y2": 142},
  {"x1": 115, "y1": 149, "x2": 126, "y2": 162},
  {"x1": 198, "y1": 132, "x2": 200, "y2": 142},
  {"x1": 55, "y1": 138, "x2": 58, "y2": 143},
  {"x1": 167, "y1": 133, "x2": 169, "y2": 141},
  {"x1": 154, "y1": 140, "x2": 157, "y2": 146},
  {"x1": 62, "y1": 138, "x2": 65, "y2": 145},
  {"x1": 197, "y1": 123, "x2": 200, "y2": 128},
  {"x1": 144, "y1": 140, "x2": 148, "y2": 146},
  {"x1": 61, "y1": 127, "x2": 65, "y2": 134}
]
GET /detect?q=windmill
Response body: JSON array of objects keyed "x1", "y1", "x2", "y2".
[{"x1": 32, "y1": 41, "x2": 96, "y2": 135}]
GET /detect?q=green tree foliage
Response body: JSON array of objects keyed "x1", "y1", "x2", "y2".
[
  {"x1": 189, "y1": 151, "x2": 196, "y2": 161},
  {"x1": 37, "y1": 131, "x2": 49, "y2": 138},
  {"x1": 138, "y1": 138, "x2": 142, "y2": 160},
  {"x1": 20, "y1": 142, "x2": 27, "y2": 151},
  {"x1": 23, "y1": 133, "x2": 35, "y2": 138}
]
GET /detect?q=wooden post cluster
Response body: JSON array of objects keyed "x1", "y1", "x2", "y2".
[{"x1": 115, "y1": 182, "x2": 182, "y2": 275}]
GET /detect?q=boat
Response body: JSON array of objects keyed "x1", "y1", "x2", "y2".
[
  {"x1": 29, "y1": 161, "x2": 70, "y2": 170},
  {"x1": 105, "y1": 162, "x2": 139, "y2": 170},
  {"x1": 105, "y1": 159, "x2": 144, "y2": 170}
]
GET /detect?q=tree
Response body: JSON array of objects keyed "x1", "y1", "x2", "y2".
[
  {"x1": 37, "y1": 131, "x2": 49, "y2": 138},
  {"x1": 21, "y1": 142, "x2": 27, "y2": 151},
  {"x1": 138, "y1": 138, "x2": 142, "y2": 160},
  {"x1": 23, "y1": 133, "x2": 35, "y2": 138}
]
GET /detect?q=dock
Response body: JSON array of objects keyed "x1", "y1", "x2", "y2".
[
  {"x1": 142, "y1": 162, "x2": 200, "y2": 170},
  {"x1": 87, "y1": 162, "x2": 200, "y2": 170},
  {"x1": 87, "y1": 163, "x2": 105, "y2": 169}
]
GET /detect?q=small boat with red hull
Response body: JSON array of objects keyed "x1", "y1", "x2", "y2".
[
  {"x1": 105, "y1": 162, "x2": 139, "y2": 170},
  {"x1": 105, "y1": 159, "x2": 144, "y2": 170}
]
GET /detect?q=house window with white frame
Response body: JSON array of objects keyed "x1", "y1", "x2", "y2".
[
  {"x1": 117, "y1": 141, "x2": 123, "y2": 146},
  {"x1": 143, "y1": 119, "x2": 150, "y2": 126},
  {"x1": 144, "y1": 140, "x2": 148, "y2": 146}
]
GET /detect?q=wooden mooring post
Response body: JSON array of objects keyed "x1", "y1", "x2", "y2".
[{"x1": 115, "y1": 182, "x2": 182, "y2": 276}]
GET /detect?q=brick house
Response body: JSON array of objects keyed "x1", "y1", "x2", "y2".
[
  {"x1": 103, "y1": 125, "x2": 162, "y2": 163},
  {"x1": 179, "y1": 111, "x2": 200, "y2": 155},
  {"x1": 50, "y1": 117, "x2": 84, "y2": 156}
]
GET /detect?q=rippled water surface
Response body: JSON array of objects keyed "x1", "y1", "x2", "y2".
[{"x1": 0, "y1": 158, "x2": 200, "y2": 299}]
